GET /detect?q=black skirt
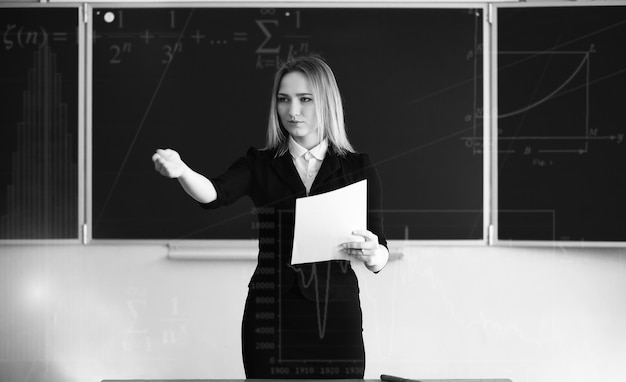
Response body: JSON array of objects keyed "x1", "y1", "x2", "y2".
[{"x1": 241, "y1": 284, "x2": 365, "y2": 379}]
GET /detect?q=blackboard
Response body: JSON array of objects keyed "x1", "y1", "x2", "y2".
[
  {"x1": 91, "y1": 7, "x2": 484, "y2": 241},
  {"x1": 497, "y1": 5, "x2": 626, "y2": 242},
  {"x1": 0, "y1": 7, "x2": 79, "y2": 239}
]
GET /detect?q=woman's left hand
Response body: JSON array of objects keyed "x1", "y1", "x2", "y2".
[{"x1": 341, "y1": 230, "x2": 389, "y2": 272}]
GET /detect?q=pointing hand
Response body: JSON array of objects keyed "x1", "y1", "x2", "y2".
[{"x1": 152, "y1": 148, "x2": 188, "y2": 178}]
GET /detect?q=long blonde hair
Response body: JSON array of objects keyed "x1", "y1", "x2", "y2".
[{"x1": 265, "y1": 54, "x2": 355, "y2": 156}]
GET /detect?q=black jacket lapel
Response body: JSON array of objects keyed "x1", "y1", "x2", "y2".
[
  {"x1": 270, "y1": 152, "x2": 307, "y2": 196},
  {"x1": 310, "y1": 153, "x2": 341, "y2": 195}
]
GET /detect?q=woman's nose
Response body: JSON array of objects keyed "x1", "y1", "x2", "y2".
[{"x1": 289, "y1": 101, "x2": 300, "y2": 117}]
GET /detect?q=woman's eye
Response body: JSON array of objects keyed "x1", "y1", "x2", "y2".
[
  {"x1": 301, "y1": 97, "x2": 313, "y2": 103},
  {"x1": 277, "y1": 97, "x2": 289, "y2": 103}
]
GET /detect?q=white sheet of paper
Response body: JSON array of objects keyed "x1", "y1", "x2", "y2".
[{"x1": 291, "y1": 179, "x2": 367, "y2": 265}]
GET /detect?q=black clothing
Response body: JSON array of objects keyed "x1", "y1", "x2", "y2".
[{"x1": 202, "y1": 147, "x2": 386, "y2": 378}]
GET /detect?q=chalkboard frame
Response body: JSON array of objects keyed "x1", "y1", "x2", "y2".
[
  {"x1": 492, "y1": 1, "x2": 626, "y2": 247},
  {"x1": 85, "y1": 2, "x2": 492, "y2": 250},
  {"x1": 3, "y1": 2, "x2": 625, "y2": 249}
]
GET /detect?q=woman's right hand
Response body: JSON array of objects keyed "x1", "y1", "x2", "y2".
[{"x1": 152, "y1": 148, "x2": 188, "y2": 179}]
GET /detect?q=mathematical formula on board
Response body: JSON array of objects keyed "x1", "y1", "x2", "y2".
[
  {"x1": 2, "y1": 24, "x2": 73, "y2": 50},
  {"x1": 94, "y1": 8, "x2": 310, "y2": 70},
  {"x1": 2, "y1": 7, "x2": 623, "y2": 169},
  {"x1": 4, "y1": 5, "x2": 625, "y2": 243}
]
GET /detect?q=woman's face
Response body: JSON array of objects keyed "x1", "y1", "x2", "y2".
[{"x1": 276, "y1": 71, "x2": 319, "y2": 149}]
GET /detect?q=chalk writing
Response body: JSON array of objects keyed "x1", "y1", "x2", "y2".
[
  {"x1": 122, "y1": 286, "x2": 190, "y2": 354},
  {"x1": 109, "y1": 42, "x2": 131, "y2": 64},
  {"x1": 94, "y1": 8, "x2": 310, "y2": 70},
  {"x1": 256, "y1": 20, "x2": 280, "y2": 54},
  {"x1": 3, "y1": 24, "x2": 48, "y2": 50}
]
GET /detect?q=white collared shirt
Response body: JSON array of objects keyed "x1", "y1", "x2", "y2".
[{"x1": 288, "y1": 136, "x2": 328, "y2": 195}]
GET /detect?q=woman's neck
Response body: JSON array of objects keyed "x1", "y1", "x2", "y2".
[{"x1": 292, "y1": 135, "x2": 320, "y2": 151}]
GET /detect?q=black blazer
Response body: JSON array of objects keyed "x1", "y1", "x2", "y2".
[{"x1": 202, "y1": 146, "x2": 387, "y2": 302}]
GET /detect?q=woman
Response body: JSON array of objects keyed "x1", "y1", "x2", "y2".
[{"x1": 152, "y1": 54, "x2": 388, "y2": 378}]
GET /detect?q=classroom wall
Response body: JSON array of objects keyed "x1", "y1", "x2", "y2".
[
  {"x1": 2, "y1": 1, "x2": 626, "y2": 381},
  {"x1": 1, "y1": 243, "x2": 625, "y2": 382}
]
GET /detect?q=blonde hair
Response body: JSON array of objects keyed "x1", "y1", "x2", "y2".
[{"x1": 265, "y1": 54, "x2": 355, "y2": 156}]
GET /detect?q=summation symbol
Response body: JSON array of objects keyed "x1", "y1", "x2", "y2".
[
  {"x1": 256, "y1": 20, "x2": 280, "y2": 54},
  {"x1": 254, "y1": 9, "x2": 310, "y2": 69}
]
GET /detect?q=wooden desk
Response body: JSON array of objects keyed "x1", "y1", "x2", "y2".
[{"x1": 102, "y1": 379, "x2": 512, "y2": 382}]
